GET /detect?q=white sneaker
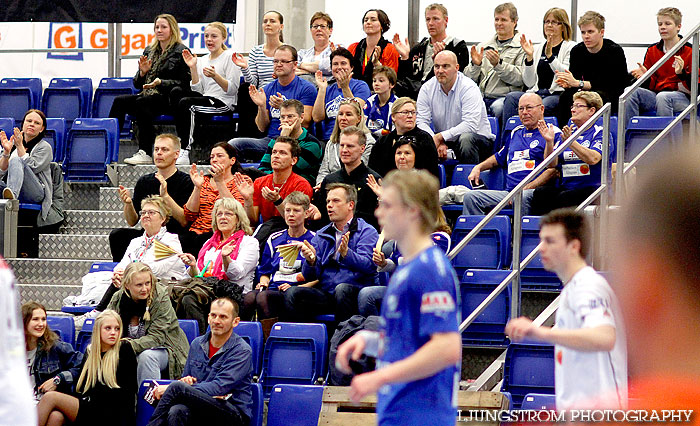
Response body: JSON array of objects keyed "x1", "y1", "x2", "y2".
[
  {"x1": 73, "y1": 309, "x2": 100, "y2": 329},
  {"x1": 124, "y1": 149, "x2": 153, "y2": 165},
  {"x1": 176, "y1": 148, "x2": 190, "y2": 165},
  {"x1": 2, "y1": 188, "x2": 14, "y2": 199}
]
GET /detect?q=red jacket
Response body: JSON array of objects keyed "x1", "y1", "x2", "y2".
[{"x1": 643, "y1": 39, "x2": 696, "y2": 93}]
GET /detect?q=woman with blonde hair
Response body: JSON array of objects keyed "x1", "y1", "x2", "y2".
[
  {"x1": 36, "y1": 310, "x2": 137, "y2": 426},
  {"x1": 107, "y1": 262, "x2": 190, "y2": 387},
  {"x1": 110, "y1": 13, "x2": 190, "y2": 165},
  {"x1": 175, "y1": 22, "x2": 242, "y2": 165},
  {"x1": 178, "y1": 197, "x2": 259, "y2": 332},
  {"x1": 316, "y1": 98, "x2": 375, "y2": 185}
]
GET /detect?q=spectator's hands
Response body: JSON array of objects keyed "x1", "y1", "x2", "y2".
[
  {"x1": 112, "y1": 270, "x2": 124, "y2": 288},
  {"x1": 338, "y1": 232, "x2": 350, "y2": 258},
  {"x1": 0, "y1": 130, "x2": 12, "y2": 154},
  {"x1": 392, "y1": 34, "x2": 410, "y2": 60},
  {"x1": 38, "y1": 378, "x2": 57, "y2": 393},
  {"x1": 279, "y1": 117, "x2": 299, "y2": 137},
  {"x1": 182, "y1": 49, "x2": 197, "y2": 68},
  {"x1": 179, "y1": 376, "x2": 197, "y2": 385},
  {"x1": 468, "y1": 165, "x2": 481, "y2": 184},
  {"x1": 203, "y1": 65, "x2": 217, "y2": 79},
  {"x1": 261, "y1": 186, "x2": 281, "y2": 203},
  {"x1": 12, "y1": 127, "x2": 24, "y2": 148},
  {"x1": 371, "y1": 45, "x2": 382, "y2": 66},
  {"x1": 306, "y1": 204, "x2": 322, "y2": 220},
  {"x1": 484, "y1": 49, "x2": 500, "y2": 67},
  {"x1": 470, "y1": 46, "x2": 484, "y2": 66},
  {"x1": 544, "y1": 34, "x2": 556, "y2": 58},
  {"x1": 432, "y1": 41, "x2": 446, "y2": 58},
  {"x1": 138, "y1": 55, "x2": 152, "y2": 76},
  {"x1": 315, "y1": 70, "x2": 328, "y2": 91},
  {"x1": 372, "y1": 248, "x2": 387, "y2": 268},
  {"x1": 153, "y1": 384, "x2": 169, "y2": 400},
  {"x1": 278, "y1": 283, "x2": 291, "y2": 291},
  {"x1": 555, "y1": 70, "x2": 577, "y2": 88},
  {"x1": 142, "y1": 78, "x2": 162, "y2": 90},
  {"x1": 631, "y1": 62, "x2": 647, "y2": 80},
  {"x1": 118, "y1": 185, "x2": 132, "y2": 205},
  {"x1": 336, "y1": 333, "x2": 366, "y2": 374},
  {"x1": 189, "y1": 164, "x2": 205, "y2": 188},
  {"x1": 179, "y1": 253, "x2": 197, "y2": 268},
  {"x1": 366, "y1": 175, "x2": 382, "y2": 197},
  {"x1": 336, "y1": 68, "x2": 351, "y2": 90},
  {"x1": 562, "y1": 125, "x2": 573, "y2": 141},
  {"x1": 537, "y1": 120, "x2": 555, "y2": 145},
  {"x1": 300, "y1": 240, "x2": 317, "y2": 265},
  {"x1": 505, "y1": 316, "x2": 546, "y2": 342},
  {"x1": 249, "y1": 85, "x2": 267, "y2": 107},
  {"x1": 221, "y1": 240, "x2": 236, "y2": 258},
  {"x1": 269, "y1": 92, "x2": 284, "y2": 109},
  {"x1": 520, "y1": 34, "x2": 534, "y2": 61},
  {"x1": 233, "y1": 172, "x2": 254, "y2": 201},
  {"x1": 232, "y1": 53, "x2": 249, "y2": 69},
  {"x1": 210, "y1": 163, "x2": 226, "y2": 183},
  {"x1": 672, "y1": 55, "x2": 685, "y2": 74},
  {"x1": 255, "y1": 282, "x2": 268, "y2": 290},
  {"x1": 154, "y1": 172, "x2": 168, "y2": 197}
]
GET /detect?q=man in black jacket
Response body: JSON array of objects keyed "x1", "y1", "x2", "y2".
[{"x1": 392, "y1": 3, "x2": 469, "y2": 99}]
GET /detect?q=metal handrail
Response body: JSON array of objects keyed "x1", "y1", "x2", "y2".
[{"x1": 616, "y1": 21, "x2": 700, "y2": 198}]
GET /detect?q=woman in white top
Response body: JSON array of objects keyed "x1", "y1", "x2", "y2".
[
  {"x1": 297, "y1": 12, "x2": 334, "y2": 83},
  {"x1": 175, "y1": 22, "x2": 241, "y2": 164},
  {"x1": 315, "y1": 98, "x2": 375, "y2": 186},
  {"x1": 232, "y1": 11, "x2": 284, "y2": 88},
  {"x1": 502, "y1": 7, "x2": 576, "y2": 127}
]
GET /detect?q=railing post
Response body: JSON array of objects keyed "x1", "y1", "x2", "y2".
[
  {"x1": 615, "y1": 98, "x2": 626, "y2": 204},
  {"x1": 115, "y1": 23, "x2": 122, "y2": 77},
  {"x1": 598, "y1": 108, "x2": 611, "y2": 270},
  {"x1": 107, "y1": 23, "x2": 114, "y2": 77},
  {"x1": 511, "y1": 191, "x2": 522, "y2": 319},
  {"x1": 691, "y1": 32, "x2": 699, "y2": 143}
]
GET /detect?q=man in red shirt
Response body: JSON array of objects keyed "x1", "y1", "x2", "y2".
[{"x1": 235, "y1": 136, "x2": 312, "y2": 249}]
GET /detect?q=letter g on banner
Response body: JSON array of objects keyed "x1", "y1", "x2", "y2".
[{"x1": 48, "y1": 22, "x2": 83, "y2": 61}]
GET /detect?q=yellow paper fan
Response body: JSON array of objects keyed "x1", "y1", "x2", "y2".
[
  {"x1": 154, "y1": 239, "x2": 178, "y2": 260},
  {"x1": 276, "y1": 243, "x2": 301, "y2": 266},
  {"x1": 375, "y1": 230, "x2": 385, "y2": 251}
]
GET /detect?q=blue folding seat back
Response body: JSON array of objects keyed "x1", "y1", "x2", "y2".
[
  {"x1": 479, "y1": 167, "x2": 506, "y2": 191},
  {"x1": 42, "y1": 78, "x2": 93, "y2": 125},
  {"x1": 443, "y1": 164, "x2": 475, "y2": 212},
  {"x1": 89, "y1": 261, "x2": 119, "y2": 273},
  {"x1": 250, "y1": 382, "x2": 264, "y2": 426},
  {"x1": 521, "y1": 393, "x2": 556, "y2": 411},
  {"x1": 488, "y1": 116, "x2": 500, "y2": 151},
  {"x1": 136, "y1": 379, "x2": 174, "y2": 426},
  {"x1": 63, "y1": 118, "x2": 119, "y2": 181},
  {"x1": 501, "y1": 341, "x2": 555, "y2": 409},
  {"x1": 0, "y1": 118, "x2": 14, "y2": 136},
  {"x1": 520, "y1": 216, "x2": 561, "y2": 291},
  {"x1": 0, "y1": 78, "x2": 42, "y2": 126},
  {"x1": 45, "y1": 118, "x2": 67, "y2": 162},
  {"x1": 92, "y1": 78, "x2": 136, "y2": 118},
  {"x1": 47, "y1": 316, "x2": 75, "y2": 348},
  {"x1": 178, "y1": 319, "x2": 199, "y2": 345},
  {"x1": 267, "y1": 384, "x2": 324, "y2": 426},
  {"x1": 437, "y1": 163, "x2": 447, "y2": 188},
  {"x1": 451, "y1": 215, "x2": 511, "y2": 276},
  {"x1": 236, "y1": 321, "x2": 264, "y2": 377},
  {"x1": 460, "y1": 269, "x2": 511, "y2": 346},
  {"x1": 625, "y1": 116, "x2": 681, "y2": 162},
  {"x1": 76, "y1": 318, "x2": 96, "y2": 353},
  {"x1": 260, "y1": 322, "x2": 328, "y2": 398}
]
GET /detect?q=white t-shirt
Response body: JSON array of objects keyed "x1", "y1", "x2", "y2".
[{"x1": 555, "y1": 266, "x2": 628, "y2": 410}]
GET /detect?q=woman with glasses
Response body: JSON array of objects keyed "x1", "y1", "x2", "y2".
[
  {"x1": 501, "y1": 8, "x2": 575, "y2": 128},
  {"x1": 348, "y1": 9, "x2": 399, "y2": 88},
  {"x1": 177, "y1": 197, "x2": 258, "y2": 332},
  {"x1": 368, "y1": 97, "x2": 438, "y2": 178},
  {"x1": 76, "y1": 195, "x2": 187, "y2": 324},
  {"x1": 297, "y1": 12, "x2": 334, "y2": 82},
  {"x1": 530, "y1": 91, "x2": 610, "y2": 215},
  {"x1": 316, "y1": 98, "x2": 375, "y2": 186}
]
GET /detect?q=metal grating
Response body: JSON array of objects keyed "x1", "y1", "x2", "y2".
[{"x1": 39, "y1": 234, "x2": 111, "y2": 260}]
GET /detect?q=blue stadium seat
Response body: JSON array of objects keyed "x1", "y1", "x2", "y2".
[
  {"x1": 41, "y1": 78, "x2": 93, "y2": 128},
  {"x1": 460, "y1": 269, "x2": 511, "y2": 346},
  {"x1": 451, "y1": 215, "x2": 511, "y2": 276},
  {"x1": 76, "y1": 318, "x2": 96, "y2": 353},
  {"x1": 267, "y1": 384, "x2": 324, "y2": 426},
  {"x1": 479, "y1": 167, "x2": 506, "y2": 191},
  {"x1": 63, "y1": 118, "x2": 119, "y2": 182},
  {"x1": 520, "y1": 216, "x2": 561, "y2": 291},
  {"x1": 250, "y1": 382, "x2": 264, "y2": 426},
  {"x1": 259, "y1": 322, "x2": 328, "y2": 398},
  {"x1": 47, "y1": 316, "x2": 75, "y2": 348},
  {"x1": 61, "y1": 305, "x2": 95, "y2": 314},
  {"x1": 136, "y1": 379, "x2": 174, "y2": 426},
  {"x1": 241, "y1": 162, "x2": 261, "y2": 169},
  {"x1": 625, "y1": 116, "x2": 681, "y2": 162},
  {"x1": 45, "y1": 118, "x2": 67, "y2": 162},
  {"x1": 236, "y1": 321, "x2": 264, "y2": 377},
  {"x1": 501, "y1": 341, "x2": 555, "y2": 409},
  {"x1": 442, "y1": 164, "x2": 475, "y2": 212},
  {"x1": 437, "y1": 163, "x2": 447, "y2": 188},
  {"x1": 92, "y1": 78, "x2": 136, "y2": 138},
  {"x1": 0, "y1": 117, "x2": 14, "y2": 136},
  {"x1": 0, "y1": 78, "x2": 42, "y2": 127},
  {"x1": 521, "y1": 393, "x2": 556, "y2": 411},
  {"x1": 178, "y1": 319, "x2": 199, "y2": 345},
  {"x1": 488, "y1": 116, "x2": 500, "y2": 152},
  {"x1": 89, "y1": 261, "x2": 119, "y2": 273}
]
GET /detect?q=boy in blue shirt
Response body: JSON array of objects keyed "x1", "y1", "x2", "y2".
[{"x1": 365, "y1": 66, "x2": 397, "y2": 139}]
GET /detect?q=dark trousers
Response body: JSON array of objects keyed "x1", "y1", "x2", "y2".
[
  {"x1": 178, "y1": 230, "x2": 214, "y2": 258},
  {"x1": 241, "y1": 289, "x2": 285, "y2": 321},
  {"x1": 95, "y1": 284, "x2": 119, "y2": 311},
  {"x1": 530, "y1": 185, "x2": 598, "y2": 216},
  {"x1": 334, "y1": 283, "x2": 362, "y2": 324},
  {"x1": 109, "y1": 227, "x2": 144, "y2": 261},
  {"x1": 175, "y1": 93, "x2": 230, "y2": 150},
  {"x1": 282, "y1": 286, "x2": 334, "y2": 322},
  {"x1": 179, "y1": 293, "x2": 210, "y2": 335},
  {"x1": 109, "y1": 93, "x2": 170, "y2": 152},
  {"x1": 147, "y1": 381, "x2": 247, "y2": 426}
]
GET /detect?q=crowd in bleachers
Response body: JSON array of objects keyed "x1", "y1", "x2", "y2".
[{"x1": 5, "y1": 3, "x2": 699, "y2": 425}]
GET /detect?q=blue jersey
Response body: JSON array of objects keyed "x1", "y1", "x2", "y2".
[
  {"x1": 364, "y1": 93, "x2": 396, "y2": 138},
  {"x1": 258, "y1": 229, "x2": 315, "y2": 290},
  {"x1": 377, "y1": 246, "x2": 460, "y2": 426},
  {"x1": 557, "y1": 122, "x2": 610, "y2": 190},
  {"x1": 321, "y1": 79, "x2": 371, "y2": 140},
  {"x1": 264, "y1": 76, "x2": 317, "y2": 138},
  {"x1": 496, "y1": 125, "x2": 562, "y2": 191}
]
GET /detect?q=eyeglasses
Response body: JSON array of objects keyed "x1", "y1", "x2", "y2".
[
  {"x1": 310, "y1": 24, "x2": 329, "y2": 30},
  {"x1": 518, "y1": 104, "x2": 543, "y2": 112},
  {"x1": 216, "y1": 211, "x2": 235, "y2": 218},
  {"x1": 340, "y1": 97, "x2": 362, "y2": 106},
  {"x1": 544, "y1": 20, "x2": 562, "y2": 25},
  {"x1": 571, "y1": 103, "x2": 590, "y2": 110},
  {"x1": 272, "y1": 59, "x2": 294, "y2": 65},
  {"x1": 140, "y1": 209, "x2": 161, "y2": 217},
  {"x1": 394, "y1": 110, "x2": 417, "y2": 117}
]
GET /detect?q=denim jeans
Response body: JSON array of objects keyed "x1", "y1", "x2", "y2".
[
  {"x1": 0, "y1": 156, "x2": 44, "y2": 203},
  {"x1": 228, "y1": 137, "x2": 271, "y2": 162},
  {"x1": 137, "y1": 348, "x2": 169, "y2": 387},
  {"x1": 147, "y1": 381, "x2": 246, "y2": 426},
  {"x1": 462, "y1": 188, "x2": 534, "y2": 216},
  {"x1": 357, "y1": 286, "x2": 387, "y2": 317}
]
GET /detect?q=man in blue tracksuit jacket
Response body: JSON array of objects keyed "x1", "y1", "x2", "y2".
[
  {"x1": 284, "y1": 183, "x2": 378, "y2": 323},
  {"x1": 148, "y1": 297, "x2": 252, "y2": 426}
]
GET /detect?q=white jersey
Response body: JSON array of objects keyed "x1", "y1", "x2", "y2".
[
  {"x1": 0, "y1": 258, "x2": 38, "y2": 425},
  {"x1": 555, "y1": 266, "x2": 627, "y2": 410}
]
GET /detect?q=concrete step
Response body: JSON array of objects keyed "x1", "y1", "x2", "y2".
[
  {"x1": 18, "y1": 283, "x2": 83, "y2": 312},
  {"x1": 100, "y1": 186, "x2": 132, "y2": 211},
  {"x1": 64, "y1": 183, "x2": 109, "y2": 211},
  {"x1": 39, "y1": 234, "x2": 111, "y2": 260},
  {"x1": 59, "y1": 210, "x2": 137, "y2": 235}
]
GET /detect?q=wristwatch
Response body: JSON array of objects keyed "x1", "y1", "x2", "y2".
[
  {"x1": 53, "y1": 375, "x2": 61, "y2": 386},
  {"x1": 578, "y1": 80, "x2": 585, "y2": 89},
  {"x1": 273, "y1": 197, "x2": 284, "y2": 206}
]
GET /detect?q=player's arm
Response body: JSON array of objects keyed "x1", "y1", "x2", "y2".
[{"x1": 506, "y1": 317, "x2": 616, "y2": 351}]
